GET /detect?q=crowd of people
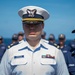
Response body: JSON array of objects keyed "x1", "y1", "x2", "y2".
[{"x1": 0, "y1": 5, "x2": 75, "y2": 75}]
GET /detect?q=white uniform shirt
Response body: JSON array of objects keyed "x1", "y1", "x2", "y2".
[
  {"x1": 0, "y1": 39, "x2": 69, "y2": 75},
  {"x1": 19, "y1": 40, "x2": 24, "y2": 44}
]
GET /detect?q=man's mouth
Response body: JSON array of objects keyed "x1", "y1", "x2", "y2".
[{"x1": 29, "y1": 32, "x2": 36, "y2": 35}]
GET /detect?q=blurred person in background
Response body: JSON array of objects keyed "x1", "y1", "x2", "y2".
[
  {"x1": 41, "y1": 31, "x2": 46, "y2": 39},
  {"x1": 57, "y1": 34, "x2": 71, "y2": 52},
  {"x1": 57, "y1": 34, "x2": 71, "y2": 59},
  {"x1": 18, "y1": 31, "x2": 24, "y2": 43},
  {"x1": 57, "y1": 34, "x2": 75, "y2": 75},
  {"x1": 0, "y1": 36, "x2": 7, "y2": 62},
  {"x1": 8, "y1": 34, "x2": 18, "y2": 49},
  {"x1": 41, "y1": 31, "x2": 49, "y2": 43},
  {"x1": 67, "y1": 30, "x2": 75, "y2": 75},
  {"x1": 70, "y1": 29, "x2": 75, "y2": 53},
  {"x1": 48, "y1": 34, "x2": 58, "y2": 48},
  {"x1": 48, "y1": 34, "x2": 55, "y2": 45},
  {"x1": 68, "y1": 40, "x2": 75, "y2": 75}
]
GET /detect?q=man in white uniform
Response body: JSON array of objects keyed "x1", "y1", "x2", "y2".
[{"x1": 0, "y1": 6, "x2": 69, "y2": 75}]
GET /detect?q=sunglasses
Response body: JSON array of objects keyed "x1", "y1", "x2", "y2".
[
  {"x1": 59, "y1": 38, "x2": 65, "y2": 41},
  {"x1": 49, "y1": 38, "x2": 55, "y2": 41}
]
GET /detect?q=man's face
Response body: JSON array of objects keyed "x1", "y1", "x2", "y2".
[
  {"x1": 18, "y1": 35, "x2": 24, "y2": 41},
  {"x1": 59, "y1": 38, "x2": 65, "y2": 45},
  {"x1": 0, "y1": 39, "x2": 2, "y2": 44},
  {"x1": 23, "y1": 21, "x2": 44, "y2": 40}
]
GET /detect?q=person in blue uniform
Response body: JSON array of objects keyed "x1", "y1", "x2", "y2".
[
  {"x1": 68, "y1": 35, "x2": 75, "y2": 75},
  {"x1": 8, "y1": 34, "x2": 18, "y2": 49},
  {"x1": 18, "y1": 31, "x2": 24, "y2": 43},
  {"x1": 57, "y1": 34, "x2": 71, "y2": 63},
  {"x1": 48, "y1": 34, "x2": 55, "y2": 45},
  {"x1": 0, "y1": 6, "x2": 69, "y2": 75},
  {"x1": 68, "y1": 40, "x2": 75, "y2": 75},
  {"x1": 69, "y1": 40, "x2": 75, "y2": 52},
  {"x1": 41, "y1": 31, "x2": 46, "y2": 39},
  {"x1": 0, "y1": 36, "x2": 7, "y2": 62},
  {"x1": 48, "y1": 34, "x2": 58, "y2": 48}
]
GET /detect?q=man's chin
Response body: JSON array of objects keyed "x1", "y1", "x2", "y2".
[
  {"x1": 28, "y1": 35, "x2": 36, "y2": 38},
  {"x1": 27, "y1": 35, "x2": 38, "y2": 40},
  {"x1": 29, "y1": 34, "x2": 37, "y2": 37}
]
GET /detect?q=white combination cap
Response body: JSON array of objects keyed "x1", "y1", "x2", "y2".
[{"x1": 18, "y1": 6, "x2": 50, "y2": 21}]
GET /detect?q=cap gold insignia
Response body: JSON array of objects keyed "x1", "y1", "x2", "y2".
[{"x1": 27, "y1": 9, "x2": 37, "y2": 17}]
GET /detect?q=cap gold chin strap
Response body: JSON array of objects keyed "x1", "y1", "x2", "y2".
[{"x1": 22, "y1": 18, "x2": 44, "y2": 21}]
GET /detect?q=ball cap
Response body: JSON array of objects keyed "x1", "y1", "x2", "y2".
[
  {"x1": 58, "y1": 34, "x2": 65, "y2": 40},
  {"x1": 41, "y1": 31, "x2": 46, "y2": 36},
  {"x1": 72, "y1": 29, "x2": 75, "y2": 33},
  {"x1": 18, "y1": 6, "x2": 50, "y2": 21},
  {"x1": 18, "y1": 32, "x2": 24, "y2": 36},
  {"x1": 0, "y1": 36, "x2": 3, "y2": 40},
  {"x1": 12, "y1": 34, "x2": 18, "y2": 40},
  {"x1": 49, "y1": 34, "x2": 55, "y2": 40}
]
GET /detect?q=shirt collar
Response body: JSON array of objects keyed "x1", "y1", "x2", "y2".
[
  {"x1": 19, "y1": 39, "x2": 48, "y2": 52},
  {"x1": 19, "y1": 40, "x2": 24, "y2": 43}
]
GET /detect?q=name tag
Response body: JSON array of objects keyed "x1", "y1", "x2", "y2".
[
  {"x1": 69, "y1": 64, "x2": 75, "y2": 66},
  {"x1": 63, "y1": 50, "x2": 67, "y2": 53},
  {"x1": 14, "y1": 55, "x2": 24, "y2": 59}
]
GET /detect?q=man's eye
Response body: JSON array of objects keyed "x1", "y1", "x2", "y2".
[{"x1": 25, "y1": 24, "x2": 30, "y2": 27}]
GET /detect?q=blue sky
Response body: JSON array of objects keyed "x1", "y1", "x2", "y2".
[{"x1": 0, "y1": 0, "x2": 75, "y2": 40}]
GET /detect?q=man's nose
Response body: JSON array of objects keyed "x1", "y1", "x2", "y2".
[{"x1": 29, "y1": 25, "x2": 35, "y2": 29}]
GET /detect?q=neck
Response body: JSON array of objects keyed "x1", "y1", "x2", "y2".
[
  {"x1": 26, "y1": 38, "x2": 41, "y2": 47},
  {"x1": 59, "y1": 44, "x2": 64, "y2": 48}
]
